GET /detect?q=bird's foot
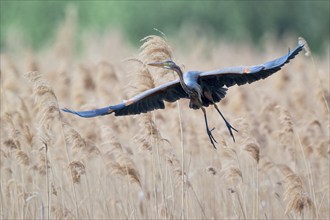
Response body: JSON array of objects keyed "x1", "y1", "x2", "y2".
[
  {"x1": 225, "y1": 122, "x2": 238, "y2": 142},
  {"x1": 207, "y1": 127, "x2": 218, "y2": 149}
]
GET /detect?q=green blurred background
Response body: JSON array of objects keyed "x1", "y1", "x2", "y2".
[{"x1": 1, "y1": 1, "x2": 329, "y2": 53}]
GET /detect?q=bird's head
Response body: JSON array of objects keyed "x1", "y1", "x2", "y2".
[{"x1": 148, "y1": 60, "x2": 178, "y2": 70}]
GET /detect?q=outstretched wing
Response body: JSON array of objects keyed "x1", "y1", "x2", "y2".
[
  {"x1": 62, "y1": 79, "x2": 188, "y2": 118},
  {"x1": 199, "y1": 43, "x2": 304, "y2": 88}
]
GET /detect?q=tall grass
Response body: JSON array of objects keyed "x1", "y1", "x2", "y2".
[{"x1": 1, "y1": 11, "x2": 329, "y2": 220}]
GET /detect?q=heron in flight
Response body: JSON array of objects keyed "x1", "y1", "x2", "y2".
[{"x1": 63, "y1": 42, "x2": 304, "y2": 148}]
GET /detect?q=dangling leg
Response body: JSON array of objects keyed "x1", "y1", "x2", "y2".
[
  {"x1": 213, "y1": 104, "x2": 238, "y2": 142},
  {"x1": 201, "y1": 107, "x2": 217, "y2": 149}
]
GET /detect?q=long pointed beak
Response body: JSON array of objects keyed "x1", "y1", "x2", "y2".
[{"x1": 147, "y1": 61, "x2": 165, "y2": 67}]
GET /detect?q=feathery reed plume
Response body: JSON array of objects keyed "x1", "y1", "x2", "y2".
[
  {"x1": 2, "y1": 113, "x2": 22, "y2": 150},
  {"x1": 298, "y1": 37, "x2": 311, "y2": 57},
  {"x1": 298, "y1": 37, "x2": 329, "y2": 114},
  {"x1": 63, "y1": 123, "x2": 87, "y2": 156},
  {"x1": 128, "y1": 62, "x2": 186, "y2": 187},
  {"x1": 219, "y1": 147, "x2": 243, "y2": 187},
  {"x1": 258, "y1": 156, "x2": 274, "y2": 173},
  {"x1": 69, "y1": 161, "x2": 86, "y2": 184},
  {"x1": 22, "y1": 125, "x2": 34, "y2": 147},
  {"x1": 279, "y1": 108, "x2": 294, "y2": 134},
  {"x1": 3, "y1": 139, "x2": 18, "y2": 150},
  {"x1": 25, "y1": 71, "x2": 60, "y2": 130},
  {"x1": 206, "y1": 166, "x2": 217, "y2": 175},
  {"x1": 315, "y1": 84, "x2": 330, "y2": 113},
  {"x1": 35, "y1": 148, "x2": 49, "y2": 176},
  {"x1": 316, "y1": 140, "x2": 330, "y2": 159},
  {"x1": 51, "y1": 203, "x2": 76, "y2": 220},
  {"x1": 139, "y1": 35, "x2": 172, "y2": 63},
  {"x1": 63, "y1": 123, "x2": 100, "y2": 161},
  {"x1": 51, "y1": 183, "x2": 58, "y2": 196},
  {"x1": 128, "y1": 61, "x2": 156, "y2": 97},
  {"x1": 5, "y1": 179, "x2": 16, "y2": 198},
  {"x1": 134, "y1": 113, "x2": 162, "y2": 151},
  {"x1": 101, "y1": 128, "x2": 141, "y2": 187},
  {"x1": 140, "y1": 35, "x2": 174, "y2": 84},
  {"x1": 15, "y1": 150, "x2": 30, "y2": 166},
  {"x1": 277, "y1": 106, "x2": 295, "y2": 149},
  {"x1": 165, "y1": 150, "x2": 188, "y2": 187},
  {"x1": 245, "y1": 142, "x2": 260, "y2": 163},
  {"x1": 224, "y1": 166, "x2": 243, "y2": 187},
  {"x1": 125, "y1": 61, "x2": 163, "y2": 151},
  {"x1": 278, "y1": 165, "x2": 315, "y2": 216},
  {"x1": 130, "y1": 35, "x2": 173, "y2": 151}
]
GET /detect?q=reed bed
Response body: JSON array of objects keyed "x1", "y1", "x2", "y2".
[{"x1": 1, "y1": 11, "x2": 329, "y2": 220}]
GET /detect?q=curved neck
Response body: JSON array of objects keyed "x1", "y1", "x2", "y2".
[{"x1": 172, "y1": 66, "x2": 191, "y2": 94}]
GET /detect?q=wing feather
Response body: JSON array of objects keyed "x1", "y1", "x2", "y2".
[
  {"x1": 62, "y1": 79, "x2": 187, "y2": 117},
  {"x1": 199, "y1": 43, "x2": 304, "y2": 88}
]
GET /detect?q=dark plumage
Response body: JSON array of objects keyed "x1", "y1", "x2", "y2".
[{"x1": 63, "y1": 42, "x2": 304, "y2": 148}]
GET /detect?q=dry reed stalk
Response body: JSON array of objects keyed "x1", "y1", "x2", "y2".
[
  {"x1": 217, "y1": 145, "x2": 246, "y2": 218},
  {"x1": 131, "y1": 35, "x2": 173, "y2": 151},
  {"x1": 134, "y1": 36, "x2": 189, "y2": 218},
  {"x1": 243, "y1": 140, "x2": 261, "y2": 219},
  {"x1": 62, "y1": 120, "x2": 98, "y2": 220},
  {"x1": 26, "y1": 71, "x2": 71, "y2": 220},
  {"x1": 123, "y1": 69, "x2": 159, "y2": 211},
  {"x1": 125, "y1": 61, "x2": 163, "y2": 151}
]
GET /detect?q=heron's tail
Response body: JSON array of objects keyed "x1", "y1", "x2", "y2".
[{"x1": 62, "y1": 106, "x2": 113, "y2": 118}]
